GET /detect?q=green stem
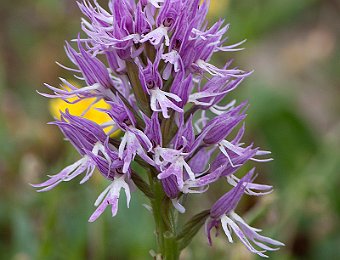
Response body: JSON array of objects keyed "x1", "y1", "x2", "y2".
[
  {"x1": 125, "y1": 60, "x2": 152, "y2": 118},
  {"x1": 149, "y1": 174, "x2": 180, "y2": 259}
]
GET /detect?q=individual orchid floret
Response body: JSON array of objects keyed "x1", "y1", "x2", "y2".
[
  {"x1": 140, "y1": 25, "x2": 170, "y2": 46},
  {"x1": 105, "y1": 98, "x2": 154, "y2": 172},
  {"x1": 179, "y1": 20, "x2": 225, "y2": 67},
  {"x1": 154, "y1": 145, "x2": 195, "y2": 190},
  {"x1": 161, "y1": 175, "x2": 180, "y2": 199},
  {"x1": 89, "y1": 174, "x2": 131, "y2": 222},
  {"x1": 206, "y1": 169, "x2": 284, "y2": 257},
  {"x1": 219, "y1": 139, "x2": 273, "y2": 166},
  {"x1": 135, "y1": 2, "x2": 153, "y2": 35},
  {"x1": 41, "y1": 41, "x2": 118, "y2": 114},
  {"x1": 31, "y1": 111, "x2": 112, "y2": 191},
  {"x1": 161, "y1": 50, "x2": 183, "y2": 79},
  {"x1": 155, "y1": 0, "x2": 181, "y2": 30},
  {"x1": 140, "y1": 0, "x2": 181, "y2": 46},
  {"x1": 226, "y1": 173, "x2": 273, "y2": 196},
  {"x1": 40, "y1": 78, "x2": 116, "y2": 116},
  {"x1": 144, "y1": 112, "x2": 163, "y2": 147},
  {"x1": 170, "y1": 72, "x2": 192, "y2": 108},
  {"x1": 173, "y1": 117, "x2": 195, "y2": 152},
  {"x1": 65, "y1": 40, "x2": 113, "y2": 89},
  {"x1": 202, "y1": 102, "x2": 248, "y2": 145},
  {"x1": 105, "y1": 97, "x2": 137, "y2": 130},
  {"x1": 194, "y1": 59, "x2": 246, "y2": 78},
  {"x1": 31, "y1": 156, "x2": 96, "y2": 192},
  {"x1": 105, "y1": 50, "x2": 127, "y2": 74},
  {"x1": 210, "y1": 145, "x2": 259, "y2": 178},
  {"x1": 138, "y1": 59, "x2": 163, "y2": 93},
  {"x1": 183, "y1": 123, "x2": 255, "y2": 193},
  {"x1": 87, "y1": 140, "x2": 124, "y2": 180},
  {"x1": 59, "y1": 110, "x2": 108, "y2": 151},
  {"x1": 79, "y1": 0, "x2": 140, "y2": 58},
  {"x1": 188, "y1": 76, "x2": 245, "y2": 108},
  {"x1": 163, "y1": 184, "x2": 186, "y2": 213},
  {"x1": 139, "y1": 57, "x2": 183, "y2": 118},
  {"x1": 149, "y1": 88, "x2": 183, "y2": 118},
  {"x1": 182, "y1": 165, "x2": 224, "y2": 194},
  {"x1": 220, "y1": 211, "x2": 284, "y2": 257},
  {"x1": 166, "y1": 0, "x2": 208, "y2": 59},
  {"x1": 188, "y1": 147, "x2": 215, "y2": 174},
  {"x1": 140, "y1": 0, "x2": 160, "y2": 26},
  {"x1": 168, "y1": 12, "x2": 190, "y2": 52},
  {"x1": 119, "y1": 129, "x2": 154, "y2": 173}
]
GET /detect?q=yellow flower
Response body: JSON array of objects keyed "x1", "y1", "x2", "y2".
[
  {"x1": 49, "y1": 82, "x2": 119, "y2": 136},
  {"x1": 201, "y1": 0, "x2": 230, "y2": 18}
]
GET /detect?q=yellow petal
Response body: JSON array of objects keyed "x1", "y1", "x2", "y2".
[{"x1": 48, "y1": 81, "x2": 120, "y2": 137}]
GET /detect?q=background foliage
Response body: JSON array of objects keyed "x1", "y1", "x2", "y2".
[{"x1": 0, "y1": 0, "x2": 339, "y2": 259}]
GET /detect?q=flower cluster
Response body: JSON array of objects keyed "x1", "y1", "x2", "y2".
[{"x1": 34, "y1": 0, "x2": 283, "y2": 257}]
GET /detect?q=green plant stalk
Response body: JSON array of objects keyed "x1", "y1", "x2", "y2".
[
  {"x1": 148, "y1": 173, "x2": 180, "y2": 260},
  {"x1": 126, "y1": 60, "x2": 152, "y2": 117}
]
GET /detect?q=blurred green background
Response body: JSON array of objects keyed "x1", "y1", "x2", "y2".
[{"x1": 0, "y1": 0, "x2": 339, "y2": 259}]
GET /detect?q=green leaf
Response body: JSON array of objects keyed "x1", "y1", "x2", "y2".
[
  {"x1": 131, "y1": 171, "x2": 154, "y2": 199},
  {"x1": 177, "y1": 210, "x2": 210, "y2": 250}
]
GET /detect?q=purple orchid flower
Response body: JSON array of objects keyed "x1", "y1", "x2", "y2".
[
  {"x1": 32, "y1": 111, "x2": 118, "y2": 190},
  {"x1": 206, "y1": 169, "x2": 284, "y2": 257},
  {"x1": 35, "y1": 0, "x2": 283, "y2": 257}
]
